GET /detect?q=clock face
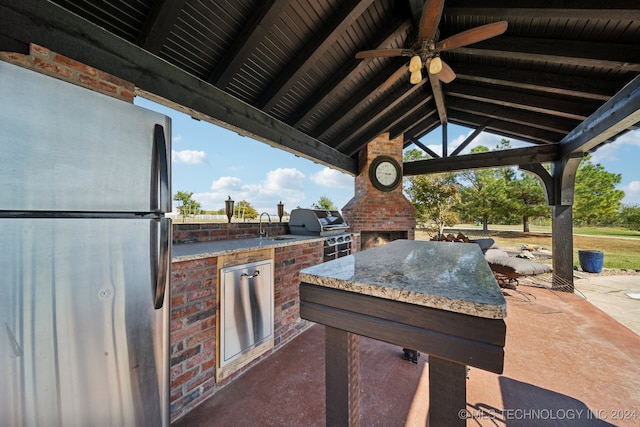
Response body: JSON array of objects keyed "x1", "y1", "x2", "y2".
[
  {"x1": 369, "y1": 156, "x2": 401, "y2": 192},
  {"x1": 375, "y1": 161, "x2": 398, "y2": 186}
]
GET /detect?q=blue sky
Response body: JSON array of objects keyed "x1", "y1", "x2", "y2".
[{"x1": 135, "y1": 97, "x2": 640, "y2": 215}]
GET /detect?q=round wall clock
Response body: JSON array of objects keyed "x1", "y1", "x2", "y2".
[{"x1": 369, "y1": 155, "x2": 402, "y2": 192}]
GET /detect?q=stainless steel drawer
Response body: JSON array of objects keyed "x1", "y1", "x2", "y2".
[{"x1": 220, "y1": 260, "x2": 274, "y2": 367}]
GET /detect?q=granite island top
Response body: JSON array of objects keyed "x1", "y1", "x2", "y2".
[
  {"x1": 172, "y1": 234, "x2": 324, "y2": 262},
  {"x1": 300, "y1": 239, "x2": 507, "y2": 319}
]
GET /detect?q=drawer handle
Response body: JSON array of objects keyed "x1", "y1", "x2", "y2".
[{"x1": 241, "y1": 271, "x2": 261, "y2": 279}]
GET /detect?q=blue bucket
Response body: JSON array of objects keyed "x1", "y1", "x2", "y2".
[{"x1": 578, "y1": 250, "x2": 604, "y2": 273}]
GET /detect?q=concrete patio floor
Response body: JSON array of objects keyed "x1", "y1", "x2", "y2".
[{"x1": 172, "y1": 282, "x2": 640, "y2": 426}]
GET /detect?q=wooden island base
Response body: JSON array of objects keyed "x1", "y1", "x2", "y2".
[
  {"x1": 299, "y1": 240, "x2": 507, "y2": 427},
  {"x1": 301, "y1": 284, "x2": 505, "y2": 426}
]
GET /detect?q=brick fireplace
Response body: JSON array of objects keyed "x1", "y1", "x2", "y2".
[{"x1": 342, "y1": 133, "x2": 415, "y2": 250}]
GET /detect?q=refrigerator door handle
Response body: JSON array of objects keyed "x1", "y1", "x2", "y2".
[
  {"x1": 155, "y1": 124, "x2": 170, "y2": 214},
  {"x1": 153, "y1": 217, "x2": 172, "y2": 309}
]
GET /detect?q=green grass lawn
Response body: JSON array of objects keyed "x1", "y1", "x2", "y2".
[
  {"x1": 419, "y1": 225, "x2": 640, "y2": 271},
  {"x1": 454, "y1": 223, "x2": 640, "y2": 239}
]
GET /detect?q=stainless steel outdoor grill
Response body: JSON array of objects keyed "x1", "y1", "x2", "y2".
[{"x1": 288, "y1": 209, "x2": 352, "y2": 261}]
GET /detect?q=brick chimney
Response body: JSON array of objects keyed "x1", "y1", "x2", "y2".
[{"x1": 342, "y1": 133, "x2": 415, "y2": 250}]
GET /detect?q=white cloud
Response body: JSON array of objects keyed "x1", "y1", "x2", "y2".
[
  {"x1": 192, "y1": 168, "x2": 307, "y2": 212},
  {"x1": 592, "y1": 129, "x2": 640, "y2": 163},
  {"x1": 310, "y1": 167, "x2": 354, "y2": 189},
  {"x1": 622, "y1": 181, "x2": 640, "y2": 205},
  {"x1": 615, "y1": 129, "x2": 640, "y2": 147},
  {"x1": 172, "y1": 134, "x2": 182, "y2": 144},
  {"x1": 172, "y1": 149, "x2": 208, "y2": 165}
]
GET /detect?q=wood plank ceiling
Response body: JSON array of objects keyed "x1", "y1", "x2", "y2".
[{"x1": 1, "y1": 0, "x2": 639, "y2": 176}]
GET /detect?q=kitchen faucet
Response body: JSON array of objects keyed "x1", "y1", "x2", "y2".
[{"x1": 259, "y1": 212, "x2": 271, "y2": 239}]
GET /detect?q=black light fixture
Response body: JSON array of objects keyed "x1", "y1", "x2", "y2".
[
  {"x1": 277, "y1": 201, "x2": 284, "y2": 222},
  {"x1": 225, "y1": 196, "x2": 234, "y2": 223}
]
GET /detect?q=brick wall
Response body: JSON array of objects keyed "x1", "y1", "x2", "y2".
[
  {"x1": 1, "y1": 43, "x2": 134, "y2": 103},
  {"x1": 169, "y1": 239, "x2": 324, "y2": 422},
  {"x1": 173, "y1": 222, "x2": 289, "y2": 244},
  {"x1": 342, "y1": 133, "x2": 416, "y2": 242}
]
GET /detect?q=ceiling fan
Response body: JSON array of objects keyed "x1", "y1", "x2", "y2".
[{"x1": 355, "y1": 0, "x2": 507, "y2": 86}]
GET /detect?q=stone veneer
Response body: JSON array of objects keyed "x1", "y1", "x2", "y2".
[{"x1": 342, "y1": 133, "x2": 416, "y2": 245}]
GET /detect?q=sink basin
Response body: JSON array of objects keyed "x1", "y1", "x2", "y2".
[{"x1": 271, "y1": 236, "x2": 296, "y2": 241}]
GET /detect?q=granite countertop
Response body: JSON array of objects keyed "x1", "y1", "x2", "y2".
[
  {"x1": 172, "y1": 235, "x2": 324, "y2": 262},
  {"x1": 300, "y1": 239, "x2": 506, "y2": 319}
]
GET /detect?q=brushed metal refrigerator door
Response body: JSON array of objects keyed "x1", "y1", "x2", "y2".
[
  {"x1": 0, "y1": 218, "x2": 170, "y2": 427},
  {"x1": 0, "y1": 61, "x2": 171, "y2": 214}
]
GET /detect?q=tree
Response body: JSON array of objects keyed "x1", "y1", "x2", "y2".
[
  {"x1": 403, "y1": 148, "x2": 426, "y2": 162},
  {"x1": 506, "y1": 172, "x2": 549, "y2": 232},
  {"x1": 457, "y1": 146, "x2": 509, "y2": 232},
  {"x1": 312, "y1": 195, "x2": 336, "y2": 210},
  {"x1": 619, "y1": 204, "x2": 640, "y2": 230},
  {"x1": 406, "y1": 172, "x2": 460, "y2": 236},
  {"x1": 573, "y1": 156, "x2": 625, "y2": 225},
  {"x1": 173, "y1": 191, "x2": 201, "y2": 220},
  {"x1": 403, "y1": 149, "x2": 460, "y2": 235},
  {"x1": 235, "y1": 200, "x2": 259, "y2": 220}
]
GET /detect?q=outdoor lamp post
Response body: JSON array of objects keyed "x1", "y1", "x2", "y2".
[
  {"x1": 277, "y1": 201, "x2": 284, "y2": 222},
  {"x1": 225, "y1": 196, "x2": 234, "y2": 223}
]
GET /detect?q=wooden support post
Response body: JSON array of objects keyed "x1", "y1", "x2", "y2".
[
  {"x1": 429, "y1": 357, "x2": 467, "y2": 427},
  {"x1": 325, "y1": 326, "x2": 360, "y2": 426},
  {"x1": 552, "y1": 205, "x2": 574, "y2": 292}
]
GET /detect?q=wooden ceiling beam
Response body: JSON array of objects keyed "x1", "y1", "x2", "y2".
[
  {"x1": 291, "y1": 18, "x2": 412, "y2": 129},
  {"x1": 256, "y1": 0, "x2": 375, "y2": 111},
  {"x1": 449, "y1": 112, "x2": 562, "y2": 145},
  {"x1": 398, "y1": 115, "x2": 441, "y2": 144},
  {"x1": 403, "y1": 144, "x2": 560, "y2": 175},
  {"x1": 447, "y1": 98, "x2": 579, "y2": 135},
  {"x1": 560, "y1": 75, "x2": 640, "y2": 156},
  {"x1": 335, "y1": 80, "x2": 430, "y2": 151},
  {"x1": 382, "y1": 93, "x2": 434, "y2": 135},
  {"x1": 389, "y1": 107, "x2": 439, "y2": 140},
  {"x1": 429, "y1": 73, "x2": 448, "y2": 125},
  {"x1": 313, "y1": 58, "x2": 410, "y2": 141},
  {"x1": 443, "y1": 1, "x2": 640, "y2": 21},
  {"x1": 0, "y1": 0, "x2": 358, "y2": 175},
  {"x1": 453, "y1": 65, "x2": 617, "y2": 101},
  {"x1": 409, "y1": 139, "x2": 441, "y2": 159},
  {"x1": 446, "y1": 83, "x2": 597, "y2": 121},
  {"x1": 206, "y1": 0, "x2": 286, "y2": 88},
  {"x1": 136, "y1": 0, "x2": 187, "y2": 54},
  {"x1": 450, "y1": 125, "x2": 485, "y2": 157},
  {"x1": 455, "y1": 37, "x2": 640, "y2": 72}
]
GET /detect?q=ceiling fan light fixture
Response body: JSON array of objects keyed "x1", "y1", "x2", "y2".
[
  {"x1": 410, "y1": 70, "x2": 422, "y2": 84},
  {"x1": 409, "y1": 55, "x2": 422, "y2": 73},
  {"x1": 429, "y1": 56, "x2": 442, "y2": 74}
]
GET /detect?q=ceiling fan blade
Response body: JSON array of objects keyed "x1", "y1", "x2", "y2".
[
  {"x1": 378, "y1": 64, "x2": 409, "y2": 92},
  {"x1": 419, "y1": 0, "x2": 445, "y2": 41},
  {"x1": 436, "y1": 60, "x2": 456, "y2": 83},
  {"x1": 436, "y1": 21, "x2": 508, "y2": 52},
  {"x1": 355, "y1": 49, "x2": 411, "y2": 59}
]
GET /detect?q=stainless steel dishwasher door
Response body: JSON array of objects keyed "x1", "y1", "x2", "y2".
[{"x1": 220, "y1": 259, "x2": 274, "y2": 367}]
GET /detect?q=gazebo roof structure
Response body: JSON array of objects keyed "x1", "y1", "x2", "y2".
[{"x1": 1, "y1": 0, "x2": 639, "y2": 176}]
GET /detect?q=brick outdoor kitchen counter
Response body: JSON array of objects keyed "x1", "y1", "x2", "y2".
[
  {"x1": 299, "y1": 239, "x2": 507, "y2": 426},
  {"x1": 172, "y1": 234, "x2": 325, "y2": 261},
  {"x1": 169, "y1": 235, "x2": 325, "y2": 422}
]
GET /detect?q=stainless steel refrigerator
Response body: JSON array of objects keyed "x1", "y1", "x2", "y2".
[{"x1": 0, "y1": 62, "x2": 171, "y2": 427}]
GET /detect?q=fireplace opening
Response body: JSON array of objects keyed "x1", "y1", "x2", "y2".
[{"x1": 360, "y1": 231, "x2": 408, "y2": 251}]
